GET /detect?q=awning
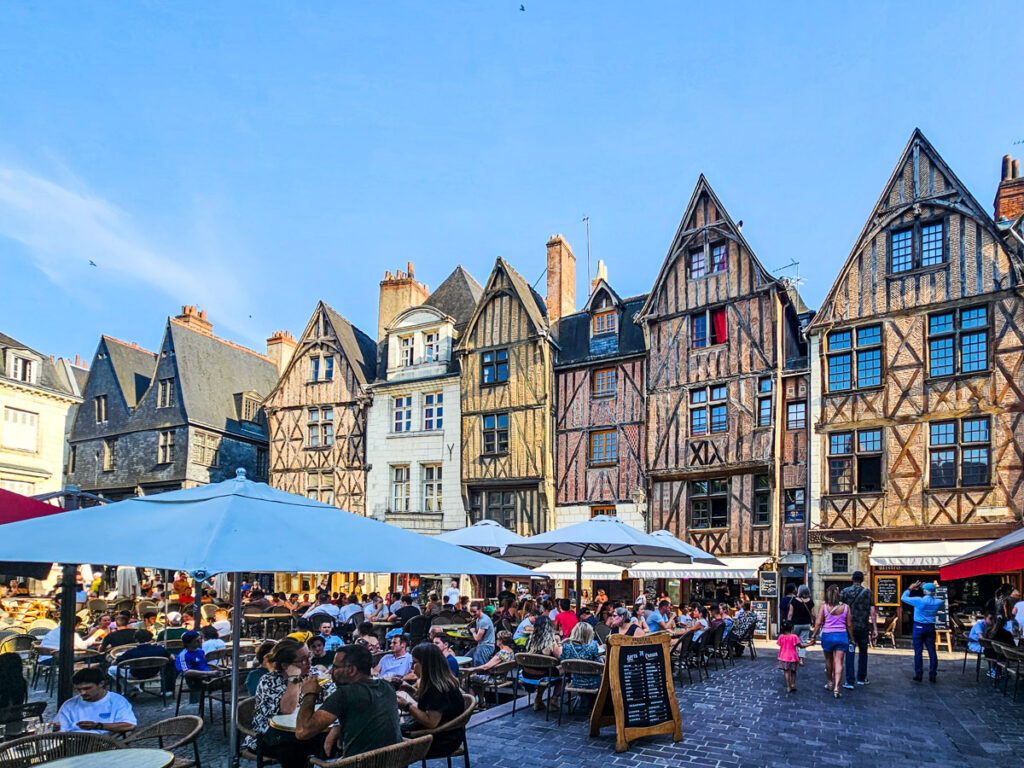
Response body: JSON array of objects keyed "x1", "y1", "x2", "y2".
[
  {"x1": 779, "y1": 553, "x2": 806, "y2": 565},
  {"x1": 531, "y1": 561, "x2": 628, "y2": 581},
  {"x1": 868, "y1": 540, "x2": 991, "y2": 569},
  {"x1": 940, "y1": 526, "x2": 1024, "y2": 581},
  {"x1": 628, "y1": 556, "x2": 769, "y2": 580}
]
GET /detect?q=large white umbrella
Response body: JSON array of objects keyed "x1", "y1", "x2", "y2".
[
  {"x1": 115, "y1": 565, "x2": 140, "y2": 598},
  {"x1": 435, "y1": 519, "x2": 526, "y2": 555}
]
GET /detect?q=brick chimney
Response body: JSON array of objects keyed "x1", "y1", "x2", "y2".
[
  {"x1": 546, "y1": 234, "x2": 576, "y2": 323},
  {"x1": 266, "y1": 330, "x2": 297, "y2": 375},
  {"x1": 994, "y1": 154, "x2": 1024, "y2": 221},
  {"x1": 377, "y1": 261, "x2": 429, "y2": 340},
  {"x1": 175, "y1": 305, "x2": 213, "y2": 335}
]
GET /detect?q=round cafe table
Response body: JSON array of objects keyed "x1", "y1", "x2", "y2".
[{"x1": 42, "y1": 748, "x2": 174, "y2": 768}]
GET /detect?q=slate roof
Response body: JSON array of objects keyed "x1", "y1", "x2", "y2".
[
  {"x1": 553, "y1": 293, "x2": 649, "y2": 367},
  {"x1": 498, "y1": 258, "x2": 549, "y2": 332},
  {"x1": 0, "y1": 332, "x2": 79, "y2": 397},
  {"x1": 166, "y1": 320, "x2": 279, "y2": 436},
  {"x1": 102, "y1": 336, "x2": 157, "y2": 408},
  {"x1": 422, "y1": 265, "x2": 483, "y2": 332},
  {"x1": 321, "y1": 303, "x2": 378, "y2": 388}
]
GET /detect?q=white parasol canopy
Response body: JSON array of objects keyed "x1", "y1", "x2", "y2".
[{"x1": 435, "y1": 519, "x2": 526, "y2": 555}]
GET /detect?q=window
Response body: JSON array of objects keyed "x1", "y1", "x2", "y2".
[
  {"x1": 193, "y1": 431, "x2": 220, "y2": 466},
  {"x1": 67, "y1": 445, "x2": 76, "y2": 474},
  {"x1": 157, "y1": 378, "x2": 175, "y2": 408},
  {"x1": 400, "y1": 337, "x2": 414, "y2": 367},
  {"x1": 481, "y1": 349, "x2": 509, "y2": 384},
  {"x1": 690, "y1": 243, "x2": 727, "y2": 279},
  {"x1": 324, "y1": 357, "x2": 334, "y2": 380},
  {"x1": 831, "y1": 553, "x2": 849, "y2": 573},
  {"x1": 2, "y1": 407, "x2": 38, "y2": 452},
  {"x1": 485, "y1": 491, "x2": 516, "y2": 529},
  {"x1": 310, "y1": 356, "x2": 320, "y2": 382},
  {"x1": 391, "y1": 465, "x2": 410, "y2": 511},
  {"x1": 307, "y1": 407, "x2": 334, "y2": 447},
  {"x1": 482, "y1": 413, "x2": 509, "y2": 455},
  {"x1": 929, "y1": 417, "x2": 990, "y2": 488},
  {"x1": 690, "y1": 385, "x2": 727, "y2": 436},
  {"x1": 827, "y1": 324, "x2": 882, "y2": 392},
  {"x1": 890, "y1": 221, "x2": 946, "y2": 273},
  {"x1": 928, "y1": 306, "x2": 988, "y2": 377},
  {"x1": 754, "y1": 475, "x2": 771, "y2": 526},
  {"x1": 424, "y1": 332, "x2": 439, "y2": 363},
  {"x1": 306, "y1": 471, "x2": 334, "y2": 505},
  {"x1": 593, "y1": 368, "x2": 616, "y2": 397},
  {"x1": 423, "y1": 464, "x2": 442, "y2": 511},
  {"x1": 157, "y1": 430, "x2": 174, "y2": 463},
  {"x1": 757, "y1": 378, "x2": 772, "y2": 428},
  {"x1": 94, "y1": 395, "x2": 108, "y2": 424},
  {"x1": 593, "y1": 310, "x2": 616, "y2": 335},
  {"x1": 103, "y1": 437, "x2": 118, "y2": 471},
  {"x1": 691, "y1": 308, "x2": 728, "y2": 349},
  {"x1": 690, "y1": 479, "x2": 728, "y2": 529},
  {"x1": 784, "y1": 488, "x2": 805, "y2": 523},
  {"x1": 828, "y1": 428, "x2": 883, "y2": 494},
  {"x1": 786, "y1": 402, "x2": 806, "y2": 430},
  {"x1": 590, "y1": 430, "x2": 617, "y2": 465},
  {"x1": 591, "y1": 506, "x2": 616, "y2": 518},
  {"x1": 255, "y1": 448, "x2": 268, "y2": 479},
  {"x1": 11, "y1": 356, "x2": 35, "y2": 383},
  {"x1": 393, "y1": 396, "x2": 412, "y2": 433},
  {"x1": 424, "y1": 393, "x2": 443, "y2": 430},
  {"x1": 309, "y1": 354, "x2": 334, "y2": 382},
  {"x1": 242, "y1": 396, "x2": 260, "y2": 422}
]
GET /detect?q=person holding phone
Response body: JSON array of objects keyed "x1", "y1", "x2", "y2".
[{"x1": 55, "y1": 667, "x2": 136, "y2": 734}]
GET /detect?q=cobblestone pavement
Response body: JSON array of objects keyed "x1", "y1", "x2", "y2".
[{"x1": 31, "y1": 643, "x2": 1024, "y2": 768}]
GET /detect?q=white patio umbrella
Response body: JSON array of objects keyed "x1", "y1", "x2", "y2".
[
  {"x1": 0, "y1": 469, "x2": 538, "y2": 756},
  {"x1": 435, "y1": 519, "x2": 526, "y2": 555},
  {"x1": 115, "y1": 565, "x2": 140, "y2": 598},
  {"x1": 500, "y1": 515, "x2": 721, "y2": 611}
]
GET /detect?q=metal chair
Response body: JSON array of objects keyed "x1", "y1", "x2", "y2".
[
  {"x1": 124, "y1": 714, "x2": 204, "y2": 768},
  {"x1": 462, "y1": 659, "x2": 515, "y2": 709},
  {"x1": 404, "y1": 615, "x2": 430, "y2": 646},
  {"x1": 960, "y1": 631, "x2": 985, "y2": 681},
  {"x1": 409, "y1": 693, "x2": 475, "y2": 767},
  {"x1": 0, "y1": 732, "x2": 123, "y2": 767},
  {"x1": 114, "y1": 656, "x2": 173, "y2": 704},
  {"x1": 309, "y1": 735, "x2": 433, "y2": 768},
  {"x1": 557, "y1": 659, "x2": 604, "y2": 725},
  {"x1": 511, "y1": 653, "x2": 560, "y2": 720},
  {"x1": 235, "y1": 696, "x2": 279, "y2": 767},
  {"x1": 0, "y1": 701, "x2": 47, "y2": 738}
]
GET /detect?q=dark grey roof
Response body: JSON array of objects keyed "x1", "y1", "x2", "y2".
[
  {"x1": 422, "y1": 266, "x2": 483, "y2": 332},
  {"x1": 167, "y1": 321, "x2": 279, "y2": 435},
  {"x1": 71, "y1": 366, "x2": 89, "y2": 392},
  {"x1": 321, "y1": 303, "x2": 377, "y2": 388},
  {"x1": 103, "y1": 336, "x2": 157, "y2": 408},
  {"x1": 784, "y1": 284, "x2": 812, "y2": 315},
  {"x1": 554, "y1": 293, "x2": 648, "y2": 367},
  {"x1": 500, "y1": 258, "x2": 549, "y2": 332},
  {"x1": 0, "y1": 331, "x2": 78, "y2": 397}
]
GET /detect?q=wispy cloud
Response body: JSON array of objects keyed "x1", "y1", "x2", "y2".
[{"x1": 0, "y1": 165, "x2": 255, "y2": 342}]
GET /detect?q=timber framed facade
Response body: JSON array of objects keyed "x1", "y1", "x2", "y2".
[{"x1": 807, "y1": 130, "x2": 1024, "y2": 600}]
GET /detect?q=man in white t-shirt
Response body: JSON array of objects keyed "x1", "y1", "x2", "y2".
[
  {"x1": 39, "y1": 617, "x2": 89, "y2": 663},
  {"x1": 56, "y1": 667, "x2": 137, "y2": 734},
  {"x1": 444, "y1": 580, "x2": 461, "y2": 608}
]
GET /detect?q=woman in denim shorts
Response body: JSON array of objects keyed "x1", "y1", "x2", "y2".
[{"x1": 810, "y1": 585, "x2": 853, "y2": 698}]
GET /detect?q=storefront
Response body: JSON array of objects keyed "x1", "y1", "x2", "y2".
[
  {"x1": 530, "y1": 561, "x2": 632, "y2": 603},
  {"x1": 630, "y1": 556, "x2": 771, "y2": 606}
]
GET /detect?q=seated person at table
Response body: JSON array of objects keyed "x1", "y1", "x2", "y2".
[
  {"x1": 0, "y1": 652, "x2": 27, "y2": 708},
  {"x1": 730, "y1": 602, "x2": 758, "y2": 656},
  {"x1": 363, "y1": 594, "x2": 387, "y2": 621},
  {"x1": 99, "y1": 613, "x2": 137, "y2": 652},
  {"x1": 353, "y1": 621, "x2": 380, "y2": 652},
  {"x1": 373, "y1": 633, "x2": 414, "y2": 682},
  {"x1": 647, "y1": 600, "x2": 676, "y2": 633},
  {"x1": 495, "y1": 597, "x2": 518, "y2": 624},
  {"x1": 308, "y1": 635, "x2": 331, "y2": 669},
  {"x1": 513, "y1": 611, "x2": 539, "y2": 643},
  {"x1": 610, "y1": 606, "x2": 646, "y2": 637},
  {"x1": 390, "y1": 594, "x2": 421, "y2": 624},
  {"x1": 39, "y1": 616, "x2": 88, "y2": 662},
  {"x1": 423, "y1": 592, "x2": 442, "y2": 617},
  {"x1": 396, "y1": 644, "x2": 466, "y2": 758},
  {"x1": 303, "y1": 592, "x2": 345, "y2": 622},
  {"x1": 469, "y1": 601, "x2": 495, "y2": 665},
  {"x1": 246, "y1": 640, "x2": 277, "y2": 696},
  {"x1": 560, "y1": 622, "x2": 602, "y2": 705},
  {"x1": 201, "y1": 624, "x2": 226, "y2": 657},
  {"x1": 109, "y1": 630, "x2": 174, "y2": 689},
  {"x1": 297, "y1": 644, "x2": 401, "y2": 761},
  {"x1": 553, "y1": 598, "x2": 579, "y2": 638},
  {"x1": 133, "y1": 610, "x2": 160, "y2": 635},
  {"x1": 84, "y1": 614, "x2": 113, "y2": 646},
  {"x1": 157, "y1": 611, "x2": 187, "y2": 642},
  {"x1": 288, "y1": 618, "x2": 314, "y2": 644},
  {"x1": 431, "y1": 634, "x2": 461, "y2": 676},
  {"x1": 247, "y1": 588, "x2": 272, "y2": 612},
  {"x1": 337, "y1": 594, "x2": 363, "y2": 632},
  {"x1": 465, "y1": 631, "x2": 516, "y2": 697},
  {"x1": 522, "y1": 615, "x2": 562, "y2": 711},
  {"x1": 211, "y1": 608, "x2": 231, "y2": 637},
  {"x1": 317, "y1": 620, "x2": 344, "y2": 652},
  {"x1": 579, "y1": 606, "x2": 598, "y2": 627},
  {"x1": 969, "y1": 613, "x2": 999, "y2": 677},
  {"x1": 55, "y1": 667, "x2": 137, "y2": 735},
  {"x1": 175, "y1": 630, "x2": 217, "y2": 690}
]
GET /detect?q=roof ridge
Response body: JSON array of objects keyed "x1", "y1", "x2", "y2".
[
  {"x1": 167, "y1": 318, "x2": 274, "y2": 364},
  {"x1": 101, "y1": 335, "x2": 156, "y2": 357}
]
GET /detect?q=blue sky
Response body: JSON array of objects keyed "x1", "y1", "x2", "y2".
[{"x1": 2, "y1": 2, "x2": 1021, "y2": 361}]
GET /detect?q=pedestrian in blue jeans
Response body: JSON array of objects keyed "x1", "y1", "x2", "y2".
[
  {"x1": 901, "y1": 581, "x2": 943, "y2": 682},
  {"x1": 839, "y1": 571, "x2": 877, "y2": 689}
]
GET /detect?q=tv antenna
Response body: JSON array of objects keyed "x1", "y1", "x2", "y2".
[
  {"x1": 773, "y1": 259, "x2": 804, "y2": 287},
  {"x1": 582, "y1": 215, "x2": 591, "y2": 293}
]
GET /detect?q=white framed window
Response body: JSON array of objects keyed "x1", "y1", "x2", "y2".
[
  {"x1": 423, "y1": 464, "x2": 442, "y2": 511},
  {"x1": 242, "y1": 396, "x2": 260, "y2": 422},
  {"x1": 424, "y1": 332, "x2": 439, "y2": 363},
  {"x1": 192, "y1": 431, "x2": 220, "y2": 467},
  {"x1": 2, "y1": 408, "x2": 38, "y2": 452},
  {"x1": 400, "y1": 337, "x2": 415, "y2": 367},
  {"x1": 157, "y1": 378, "x2": 175, "y2": 408},
  {"x1": 424, "y1": 393, "x2": 443, "y2": 430},
  {"x1": 158, "y1": 430, "x2": 174, "y2": 463},
  {"x1": 392, "y1": 465, "x2": 410, "y2": 511},
  {"x1": 94, "y1": 395, "x2": 108, "y2": 424},
  {"x1": 309, "y1": 354, "x2": 334, "y2": 382},
  {"x1": 10, "y1": 356, "x2": 36, "y2": 384},
  {"x1": 307, "y1": 407, "x2": 334, "y2": 447},
  {"x1": 394, "y1": 396, "x2": 412, "y2": 432}
]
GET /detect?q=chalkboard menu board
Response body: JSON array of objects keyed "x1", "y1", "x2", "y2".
[
  {"x1": 935, "y1": 586, "x2": 949, "y2": 630},
  {"x1": 758, "y1": 571, "x2": 779, "y2": 599},
  {"x1": 590, "y1": 633, "x2": 682, "y2": 752},
  {"x1": 751, "y1": 600, "x2": 770, "y2": 638},
  {"x1": 876, "y1": 577, "x2": 899, "y2": 606}
]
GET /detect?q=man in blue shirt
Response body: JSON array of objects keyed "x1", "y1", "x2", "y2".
[{"x1": 900, "y1": 581, "x2": 943, "y2": 682}]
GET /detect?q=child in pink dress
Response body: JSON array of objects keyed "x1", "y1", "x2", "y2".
[{"x1": 777, "y1": 620, "x2": 808, "y2": 692}]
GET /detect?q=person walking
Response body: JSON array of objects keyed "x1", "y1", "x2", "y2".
[
  {"x1": 809, "y1": 585, "x2": 852, "y2": 699},
  {"x1": 787, "y1": 586, "x2": 814, "y2": 666},
  {"x1": 840, "y1": 571, "x2": 877, "y2": 689},
  {"x1": 776, "y1": 621, "x2": 808, "y2": 693},
  {"x1": 900, "y1": 580, "x2": 943, "y2": 683}
]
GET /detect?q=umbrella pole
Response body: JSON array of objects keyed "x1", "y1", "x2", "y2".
[
  {"x1": 229, "y1": 572, "x2": 241, "y2": 767},
  {"x1": 57, "y1": 563, "x2": 77, "y2": 706},
  {"x1": 191, "y1": 571, "x2": 203, "y2": 629},
  {"x1": 575, "y1": 557, "x2": 583, "y2": 615}
]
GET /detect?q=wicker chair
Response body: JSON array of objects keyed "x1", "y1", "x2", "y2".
[
  {"x1": 511, "y1": 653, "x2": 560, "y2": 720},
  {"x1": 124, "y1": 715, "x2": 204, "y2": 768},
  {"x1": 462, "y1": 659, "x2": 515, "y2": 709},
  {"x1": 200, "y1": 604, "x2": 219, "y2": 621},
  {"x1": 0, "y1": 732, "x2": 123, "y2": 767},
  {"x1": 26, "y1": 618, "x2": 56, "y2": 632},
  {"x1": 557, "y1": 659, "x2": 604, "y2": 726},
  {"x1": 115, "y1": 656, "x2": 173, "y2": 703},
  {"x1": 235, "y1": 696, "x2": 278, "y2": 767},
  {"x1": 874, "y1": 615, "x2": 899, "y2": 649},
  {"x1": 309, "y1": 735, "x2": 433, "y2": 768},
  {"x1": 408, "y1": 693, "x2": 475, "y2": 767}
]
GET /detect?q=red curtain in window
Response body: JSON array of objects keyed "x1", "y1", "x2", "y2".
[{"x1": 712, "y1": 308, "x2": 728, "y2": 343}]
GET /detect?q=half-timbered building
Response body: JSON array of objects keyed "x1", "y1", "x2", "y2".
[
  {"x1": 458, "y1": 238, "x2": 569, "y2": 535},
  {"x1": 264, "y1": 301, "x2": 377, "y2": 516},
  {"x1": 553, "y1": 264, "x2": 648, "y2": 529},
  {"x1": 636, "y1": 177, "x2": 809, "y2": 594},
  {"x1": 806, "y1": 131, "x2": 1024, "y2": 608}
]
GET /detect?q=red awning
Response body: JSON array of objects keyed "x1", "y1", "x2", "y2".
[
  {"x1": 0, "y1": 487, "x2": 65, "y2": 525},
  {"x1": 939, "y1": 526, "x2": 1024, "y2": 581}
]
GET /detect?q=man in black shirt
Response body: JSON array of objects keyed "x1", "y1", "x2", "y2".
[
  {"x1": 391, "y1": 595, "x2": 421, "y2": 625},
  {"x1": 100, "y1": 615, "x2": 138, "y2": 652}
]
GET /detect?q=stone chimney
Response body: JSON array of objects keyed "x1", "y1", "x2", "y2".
[
  {"x1": 175, "y1": 305, "x2": 213, "y2": 335},
  {"x1": 994, "y1": 154, "x2": 1024, "y2": 221},
  {"x1": 266, "y1": 330, "x2": 297, "y2": 375},
  {"x1": 377, "y1": 261, "x2": 429, "y2": 340},
  {"x1": 591, "y1": 259, "x2": 608, "y2": 294},
  {"x1": 546, "y1": 234, "x2": 576, "y2": 323}
]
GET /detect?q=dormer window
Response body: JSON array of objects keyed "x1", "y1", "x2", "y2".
[
  {"x1": 242, "y1": 395, "x2": 261, "y2": 422},
  {"x1": 424, "y1": 332, "x2": 439, "y2": 363},
  {"x1": 157, "y1": 378, "x2": 175, "y2": 408},
  {"x1": 309, "y1": 354, "x2": 334, "y2": 382},
  {"x1": 400, "y1": 337, "x2": 414, "y2": 367},
  {"x1": 10, "y1": 356, "x2": 36, "y2": 384},
  {"x1": 592, "y1": 310, "x2": 616, "y2": 336}
]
